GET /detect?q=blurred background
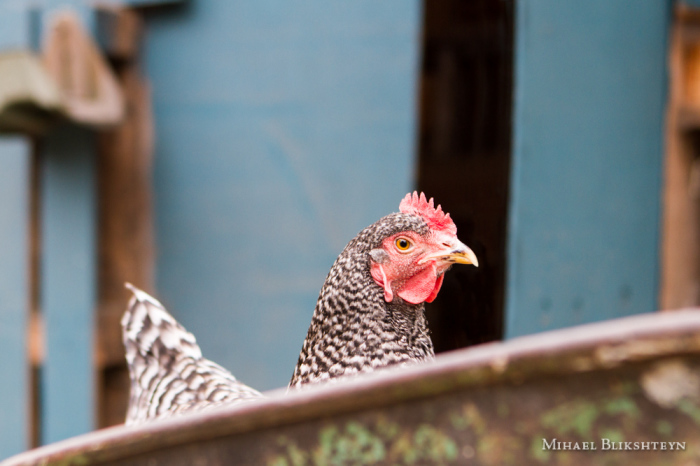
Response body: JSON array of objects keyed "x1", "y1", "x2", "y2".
[{"x1": 0, "y1": 0, "x2": 692, "y2": 459}]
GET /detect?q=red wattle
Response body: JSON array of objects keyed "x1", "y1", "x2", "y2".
[
  {"x1": 425, "y1": 273, "x2": 444, "y2": 303},
  {"x1": 397, "y1": 264, "x2": 441, "y2": 305}
]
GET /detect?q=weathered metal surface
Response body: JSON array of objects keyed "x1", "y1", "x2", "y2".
[{"x1": 5, "y1": 309, "x2": 700, "y2": 465}]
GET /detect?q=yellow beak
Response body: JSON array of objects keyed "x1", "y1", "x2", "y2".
[{"x1": 419, "y1": 239, "x2": 479, "y2": 267}]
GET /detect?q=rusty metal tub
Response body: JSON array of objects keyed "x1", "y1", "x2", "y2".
[{"x1": 5, "y1": 309, "x2": 700, "y2": 465}]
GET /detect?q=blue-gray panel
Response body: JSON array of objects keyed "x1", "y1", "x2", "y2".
[
  {"x1": 0, "y1": 138, "x2": 30, "y2": 460},
  {"x1": 0, "y1": 2, "x2": 32, "y2": 460},
  {"x1": 0, "y1": 1, "x2": 31, "y2": 49},
  {"x1": 36, "y1": 2, "x2": 99, "y2": 445},
  {"x1": 505, "y1": 0, "x2": 670, "y2": 337},
  {"x1": 124, "y1": 0, "x2": 184, "y2": 6},
  {"x1": 145, "y1": 1, "x2": 420, "y2": 390},
  {"x1": 681, "y1": 0, "x2": 700, "y2": 9},
  {"x1": 41, "y1": 125, "x2": 96, "y2": 443}
]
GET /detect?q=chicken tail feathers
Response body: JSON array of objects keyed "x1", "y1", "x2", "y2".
[{"x1": 122, "y1": 283, "x2": 263, "y2": 425}]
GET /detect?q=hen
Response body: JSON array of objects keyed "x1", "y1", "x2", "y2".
[{"x1": 122, "y1": 192, "x2": 477, "y2": 425}]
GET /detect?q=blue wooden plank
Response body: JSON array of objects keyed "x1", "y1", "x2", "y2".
[
  {"x1": 0, "y1": 1, "x2": 33, "y2": 460},
  {"x1": 0, "y1": 2, "x2": 31, "y2": 50},
  {"x1": 0, "y1": 137, "x2": 30, "y2": 460},
  {"x1": 40, "y1": 125, "x2": 96, "y2": 444},
  {"x1": 144, "y1": 1, "x2": 421, "y2": 390},
  {"x1": 505, "y1": 0, "x2": 670, "y2": 338},
  {"x1": 35, "y1": 3, "x2": 100, "y2": 445}
]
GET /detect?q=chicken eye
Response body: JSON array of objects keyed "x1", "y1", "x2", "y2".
[{"x1": 395, "y1": 237, "x2": 412, "y2": 252}]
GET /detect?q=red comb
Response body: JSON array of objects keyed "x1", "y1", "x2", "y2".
[{"x1": 399, "y1": 191, "x2": 456, "y2": 235}]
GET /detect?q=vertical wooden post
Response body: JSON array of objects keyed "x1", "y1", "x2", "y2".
[
  {"x1": 95, "y1": 5, "x2": 154, "y2": 427},
  {"x1": 40, "y1": 125, "x2": 96, "y2": 444},
  {"x1": 660, "y1": 7, "x2": 700, "y2": 310}
]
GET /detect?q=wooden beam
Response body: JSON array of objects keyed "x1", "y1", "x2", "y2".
[
  {"x1": 94, "y1": 4, "x2": 153, "y2": 428},
  {"x1": 661, "y1": 7, "x2": 700, "y2": 310}
]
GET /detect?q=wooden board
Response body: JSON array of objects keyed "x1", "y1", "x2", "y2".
[
  {"x1": 661, "y1": 6, "x2": 700, "y2": 310},
  {"x1": 95, "y1": 4, "x2": 153, "y2": 429}
]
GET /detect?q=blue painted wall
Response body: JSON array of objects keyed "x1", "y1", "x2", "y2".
[
  {"x1": 506, "y1": 0, "x2": 670, "y2": 337},
  {"x1": 0, "y1": 2, "x2": 98, "y2": 452},
  {"x1": 40, "y1": 125, "x2": 96, "y2": 444},
  {"x1": 0, "y1": 138, "x2": 30, "y2": 460},
  {"x1": 0, "y1": 3, "x2": 33, "y2": 459},
  {"x1": 143, "y1": 1, "x2": 421, "y2": 391}
]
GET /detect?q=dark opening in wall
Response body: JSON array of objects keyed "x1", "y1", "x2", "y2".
[{"x1": 418, "y1": 0, "x2": 513, "y2": 352}]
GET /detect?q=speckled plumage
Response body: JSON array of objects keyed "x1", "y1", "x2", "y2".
[
  {"x1": 289, "y1": 212, "x2": 435, "y2": 387},
  {"x1": 122, "y1": 285, "x2": 262, "y2": 425},
  {"x1": 123, "y1": 193, "x2": 473, "y2": 424}
]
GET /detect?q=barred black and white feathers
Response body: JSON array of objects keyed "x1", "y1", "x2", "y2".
[
  {"x1": 122, "y1": 192, "x2": 477, "y2": 424},
  {"x1": 122, "y1": 284, "x2": 262, "y2": 425},
  {"x1": 289, "y1": 192, "x2": 478, "y2": 386},
  {"x1": 289, "y1": 212, "x2": 436, "y2": 387}
]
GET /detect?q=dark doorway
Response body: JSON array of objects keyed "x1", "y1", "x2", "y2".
[{"x1": 418, "y1": 0, "x2": 514, "y2": 352}]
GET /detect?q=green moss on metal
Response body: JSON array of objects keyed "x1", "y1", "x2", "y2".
[
  {"x1": 603, "y1": 397, "x2": 640, "y2": 419},
  {"x1": 413, "y1": 424, "x2": 458, "y2": 462},
  {"x1": 529, "y1": 434, "x2": 551, "y2": 463},
  {"x1": 541, "y1": 399, "x2": 599, "y2": 438},
  {"x1": 497, "y1": 401, "x2": 510, "y2": 418},
  {"x1": 598, "y1": 427, "x2": 624, "y2": 443},
  {"x1": 538, "y1": 394, "x2": 640, "y2": 442},
  {"x1": 268, "y1": 418, "x2": 460, "y2": 466},
  {"x1": 312, "y1": 422, "x2": 386, "y2": 464},
  {"x1": 375, "y1": 415, "x2": 399, "y2": 440},
  {"x1": 477, "y1": 433, "x2": 522, "y2": 466},
  {"x1": 262, "y1": 362, "x2": 698, "y2": 465},
  {"x1": 52, "y1": 454, "x2": 90, "y2": 466},
  {"x1": 677, "y1": 399, "x2": 700, "y2": 426},
  {"x1": 268, "y1": 457, "x2": 289, "y2": 466},
  {"x1": 460, "y1": 403, "x2": 486, "y2": 435},
  {"x1": 288, "y1": 442, "x2": 309, "y2": 466},
  {"x1": 387, "y1": 432, "x2": 417, "y2": 464},
  {"x1": 449, "y1": 411, "x2": 469, "y2": 431},
  {"x1": 656, "y1": 419, "x2": 673, "y2": 437}
]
